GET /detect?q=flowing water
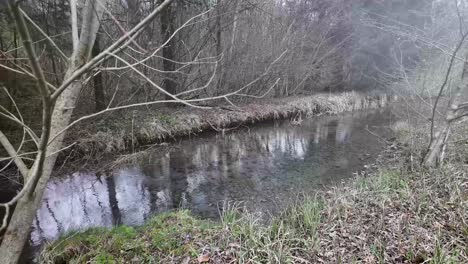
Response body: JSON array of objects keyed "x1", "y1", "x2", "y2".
[{"x1": 3, "y1": 108, "x2": 397, "y2": 262}]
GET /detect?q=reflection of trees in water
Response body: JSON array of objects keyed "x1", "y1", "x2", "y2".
[
  {"x1": 31, "y1": 110, "x2": 388, "y2": 245},
  {"x1": 32, "y1": 213, "x2": 44, "y2": 242},
  {"x1": 78, "y1": 181, "x2": 91, "y2": 224},
  {"x1": 31, "y1": 174, "x2": 113, "y2": 244},
  {"x1": 105, "y1": 175, "x2": 121, "y2": 225},
  {"x1": 169, "y1": 150, "x2": 189, "y2": 208},
  {"x1": 306, "y1": 114, "x2": 358, "y2": 171},
  {"x1": 45, "y1": 199, "x2": 62, "y2": 233},
  {"x1": 114, "y1": 168, "x2": 151, "y2": 226}
]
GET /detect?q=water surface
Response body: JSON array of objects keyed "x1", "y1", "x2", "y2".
[{"x1": 29, "y1": 109, "x2": 395, "y2": 248}]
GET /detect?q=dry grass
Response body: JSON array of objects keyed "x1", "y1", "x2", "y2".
[
  {"x1": 315, "y1": 167, "x2": 467, "y2": 263},
  {"x1": 65, "y1": 93, "x2": 390, "y2": 157}
]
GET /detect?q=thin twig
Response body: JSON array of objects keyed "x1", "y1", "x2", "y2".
[
  {"x1": 20, "y1": 8, "x2": 68, "y2": 61},
  {"x1": 0, "y1": 131, "x2": 29, "y2": 179}
]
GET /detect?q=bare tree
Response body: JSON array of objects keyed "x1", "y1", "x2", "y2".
[
  {"x1": 424, "y1": 44, "x2": 468, "y2": 167},
  {"x1": 422, "y1": 1, "x2": 468, "y2": 167},
  {"x1": 0, "y1": 0, "x2": 173, "y2": 262}
]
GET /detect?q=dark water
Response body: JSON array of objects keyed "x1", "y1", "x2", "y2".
[{"x1": 6, "y1": 109, "x2": 397, "y2": 261}]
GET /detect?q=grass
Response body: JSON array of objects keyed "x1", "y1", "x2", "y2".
[{"x1": 40, "y1": 211, "x2": 223, "y2": 263}]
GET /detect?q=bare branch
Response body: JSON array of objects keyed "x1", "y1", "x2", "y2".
[
  {"x1": 111, "y1": 53, "x2": 203, "y2": 107},
  {"x1": 104, "y1": 9, "x2": 212, "y2": 71},
  {"x1": 0, "y1": 63, "x2": 29, "y2": 76},
  {"x1": 51, "y1": 0, "x2": 175, "y2": 101},
  {"x1": 0, "y1": 53, "x2": 58, "y2": 91},
  {"x1": 96, "y1": 0, "x2": 147, "y2": 53},
  {"x1": 48, "y1": 47, "x2": 286, "y2": 146},
  {"x1": 0, "y1": 131, "x2": 29, "y2": 179},
  {"x1": 20, "y1": 8, "x2": 68, "y2": 61},
  {"x1": 175, "y1": 57, "x2": 220, "y2": 97},
  {"x1": 237, "y1": 78, "x2": 281, "y2": 98},
  {"x1": 429, "y1": 31, "x2": 468, "y2": 141},
  {"x1": 0, "y1": 205, "x2": 9, "y2": 233},
  {"x1": 0, "y1": 111, "x2": 40, "y2": 147},
  {"x1": 8, "y1": 0, "x2": 51, "y2": 99},
  {"x1": 4, "y1": 31, "x2": 71, "y2": 55}
]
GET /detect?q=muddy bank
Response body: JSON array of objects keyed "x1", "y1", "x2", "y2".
[{"x1": 66, "y1": 92, "x2": 392, "y2": 159}]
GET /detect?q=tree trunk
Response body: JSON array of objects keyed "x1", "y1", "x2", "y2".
[
  {"x1": 0, "y1": 77, "x2": 83, "y2": 263},
  {"x1": 229, "y1": 0, "x2": 239, "y2": 60},
  {"x1": 160, "y1": 0, "x2": 177, "y2": 99},
  {"x1": 423, "y1": 56, "x2": 468, "y2": 167},
  {"x1": 423, "y1": 122, "x2": 451, "y2": 167},
  {"x1": 215, "y1": 0, "x2": 224, "y2": 94},
  {"x1": 92, "y1": 35, "x2": 106, "y2": 112}
]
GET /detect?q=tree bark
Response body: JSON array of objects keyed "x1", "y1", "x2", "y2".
[{"x1": 423, "y1": 121, "x2": 451, "y2": 167}]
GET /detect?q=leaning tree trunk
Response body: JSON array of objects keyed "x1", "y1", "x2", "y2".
[
  {"x1": 0, "y1": 1, "x2": 103, "y2": 262},
  {"x1": 0, "y1": 78, "x2": 84, "y2": 263},
  {"x1": 423, "y1": 56, "x2": 468, "y2": 167},
  {"x1": 423, "y1": 120, "x2": 452, "y2": 167}
]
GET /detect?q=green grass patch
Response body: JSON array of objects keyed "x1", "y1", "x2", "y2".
[
  {"x1": 354, "y1": 170, "x2": 410, "y2": 195},
  {"x1": 40, "y1": 211, "x2": 222, "y2": 263}
]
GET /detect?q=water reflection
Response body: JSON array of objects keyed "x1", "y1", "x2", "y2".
[{"x1": 30, "y1": 109, "x2": 393, "y2": 245}]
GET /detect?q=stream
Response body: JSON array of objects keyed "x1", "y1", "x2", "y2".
[{"x1": 4, "y1": 108, "x2": 397, "y2": 262}]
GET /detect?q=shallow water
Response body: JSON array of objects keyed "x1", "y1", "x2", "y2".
[{"x1": 4, "y1": 109, "x2": 397, "y2": 262}]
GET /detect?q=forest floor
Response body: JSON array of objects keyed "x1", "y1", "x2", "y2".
[{"x1": 40, "y1": 101, "x2": 468, "y2": 264}]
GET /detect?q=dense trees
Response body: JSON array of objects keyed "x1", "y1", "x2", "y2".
[
  {"x1": 1, "y1": 0, "x2": 445, "y2": 110},
  {"x1": 1, "y1": 0, "x2": 468, "y2": 262}
]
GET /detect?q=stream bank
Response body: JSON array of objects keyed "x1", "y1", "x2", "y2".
[{"x1": 66, "y1": 92, "x2": 391, "y2": 158}]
